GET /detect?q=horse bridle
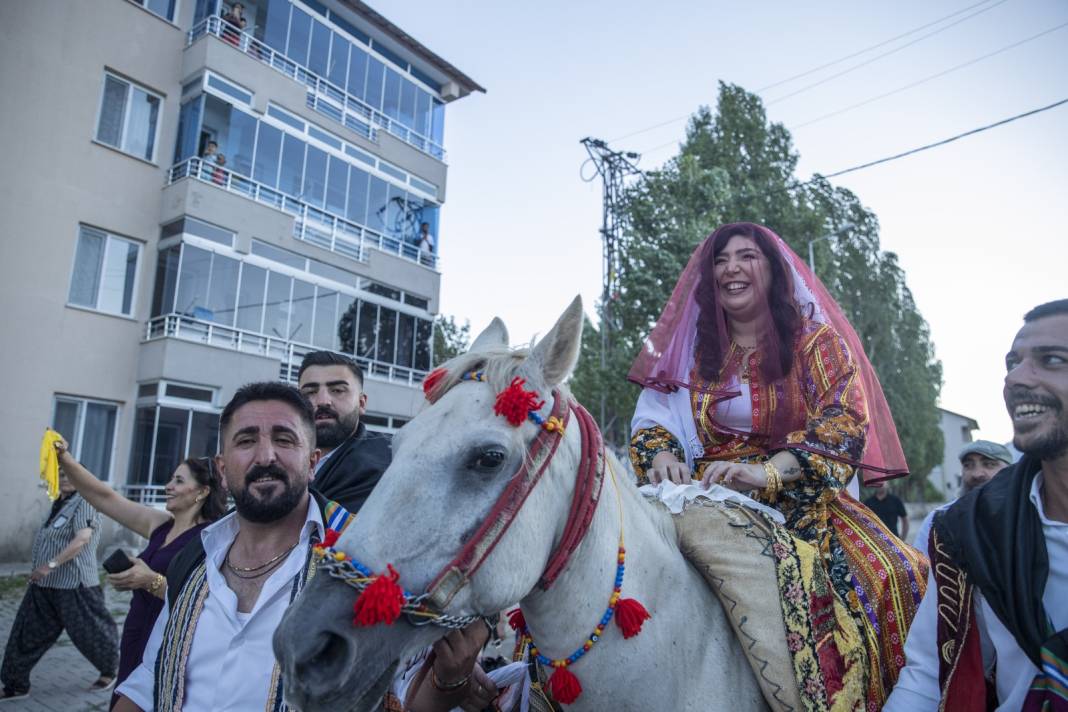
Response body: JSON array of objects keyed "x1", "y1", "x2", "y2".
[{"x1": 314, "y1": 378, "x2": 607, "y2": 626}]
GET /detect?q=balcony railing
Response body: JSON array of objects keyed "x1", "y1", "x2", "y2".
[
  {"x1": 145, "y1": 313, "x2": 430, "y2": 388},
  {"x1": 187, "y1": 16, "x2": 446, "y2": 161},
  {"x1": 168, "y1": 157, "x2": 438, "y2": 269},
  {"x1": 124, "y1": 485, "x2": 168, "y2": 507}
]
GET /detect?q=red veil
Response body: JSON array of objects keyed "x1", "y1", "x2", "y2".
[{"x1": 627, "y1": 222, "x2": 907, "y2": 484}]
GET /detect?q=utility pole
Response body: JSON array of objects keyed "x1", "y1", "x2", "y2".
[{"x1": 580, "y1": 137, "x2": 642, "y2": 437}]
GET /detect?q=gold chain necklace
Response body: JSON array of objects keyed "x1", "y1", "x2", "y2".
[{"x1": 225, "y1": 540, "x2": 299, "y2": 574}]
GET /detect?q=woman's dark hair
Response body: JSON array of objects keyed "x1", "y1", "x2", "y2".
[
  {"x1": 183, "y1": 456, "x2": 228, "y2": 522},
  {"x1": 694, "y1": 223, "x2": 801, "y2": 382}
]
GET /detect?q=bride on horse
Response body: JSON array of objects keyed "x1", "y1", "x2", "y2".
[{"x1": 629, "y1": 221, "x2": 927, "y2": 710}]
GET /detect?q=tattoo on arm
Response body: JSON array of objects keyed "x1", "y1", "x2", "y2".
[{"x1": 783, "y1": 467, "x2": 800, "y2": 478}]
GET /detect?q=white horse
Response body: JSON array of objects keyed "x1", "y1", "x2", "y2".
[{"x1": 275, "y1": 297, "x2": 766, "y2": 711}]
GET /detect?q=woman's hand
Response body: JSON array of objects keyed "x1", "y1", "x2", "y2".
[
  {"x1": 648, "y1": 451, "x2": 692, "y2": 485},
  {"x1": 53, "y1": 435, "x2": 72, "y2": 462},
  {"x1": 702, "y1": 462, "x2": 768, "y2": 492},
  {"x1": 107, "y1": 557, "x2": 158, "y2": 591}
]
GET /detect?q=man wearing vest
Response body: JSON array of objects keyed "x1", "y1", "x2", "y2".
[
  {"x1": 298, "y1": 351, "x2": 391, "y2": 514},
  {"x1": 114, "y1": 382, "x2": 351, "y2": 711},
  {"x1": 886, "y1": 299, "x2": 1068, "y2": 711}
]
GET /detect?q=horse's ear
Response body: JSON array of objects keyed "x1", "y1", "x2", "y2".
[
  {"x1": 531, "y1": 296, "x2": 584, "y2": 387},
  {"x1": 469, "y1": 317, "x2": 509, "y2": 353}
]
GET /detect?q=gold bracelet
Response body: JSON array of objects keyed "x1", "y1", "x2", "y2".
[
  {"x1": 430, "y1": 668, "x2": 470, "y2": 693},
  {"x1": 762, "y1": 461, "x2": 783, "y2": 503},
  {"x1": 148, "y1": 573, "x2": 165, "y2": 596}
]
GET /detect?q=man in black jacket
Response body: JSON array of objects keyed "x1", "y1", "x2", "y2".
[{"x1": 297, "y1": 351, "x2": 391, "y2": 513}]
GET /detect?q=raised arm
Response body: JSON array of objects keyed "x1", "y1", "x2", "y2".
[{"x1": 54, "y1": 437, "x2": 170, "y2": 539}]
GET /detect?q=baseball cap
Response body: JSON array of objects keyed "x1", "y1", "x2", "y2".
[{"x1": 958, "y1": 440, "x2": 1013, "y2": 466}]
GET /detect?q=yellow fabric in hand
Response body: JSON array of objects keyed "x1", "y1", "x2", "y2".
[{"x1": 39, "y1": 429, "x2": 62, "y2": 501}]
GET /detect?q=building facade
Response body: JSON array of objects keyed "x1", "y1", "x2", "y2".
[
  {"x1": 926, "y1": 407, "x2": 980, "y2": 501},
  {"x1": 0, "y1": 0, "x2": 482, "y2": 560}
]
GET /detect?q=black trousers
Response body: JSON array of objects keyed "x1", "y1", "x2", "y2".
[{"x1": 1, "y1": 584, "x2": 118, "y2": 694}]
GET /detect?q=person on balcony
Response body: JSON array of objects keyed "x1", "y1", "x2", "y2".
[
  {"x1": 49, "y1": 440, "x2": 227, "y2": 703},
  {"x1": 418, "y1": 222, "x2": 435, "y2": 265},
  {"x1": 297, "y1": 351, "x2": 392, "y2": 513},
  {"x1": 220, "y1": 2, "x2": 246, "y2": 46}
]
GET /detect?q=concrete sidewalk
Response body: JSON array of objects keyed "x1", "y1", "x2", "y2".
[{"x1": 0, "y1": 568, "x2": 131, "y2": 712}]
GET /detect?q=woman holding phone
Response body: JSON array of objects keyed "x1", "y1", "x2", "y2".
[{"x1": 52, "y1": 437, "x2": 227, "y2": 697}]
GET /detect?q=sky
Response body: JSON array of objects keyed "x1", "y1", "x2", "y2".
[{"x1": 384, "y1": 0, "x2": 1067, "y2": 446}]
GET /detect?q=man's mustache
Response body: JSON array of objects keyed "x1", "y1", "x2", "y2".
[
  {"x1": 244, "y1": 464, "x2": 289, "y2": 486},
  {"x1": 314, "y1": 405, "x2": 339, "y2": 420},
  {"x1": 1005, "y1": 387, "x2": 1062, "y2": 411}
]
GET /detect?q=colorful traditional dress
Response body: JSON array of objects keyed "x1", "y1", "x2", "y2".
[{"x1": 631, "y1": 319, "x2": 928, "y2": 710}]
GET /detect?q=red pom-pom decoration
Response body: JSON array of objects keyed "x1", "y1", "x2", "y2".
[
  {"x1": 318, "y1": 528, "x2": 340, "y2": 549},
  {"x1": 507, "y1": 607, "x2": 526, "y2": 631},
  {"x1": 352, "y1": 564, "x2": 405, "y2": 627},
  {"x1": 422, "y1": 368, "x2": 448, "y2": 402},
  {"x1": 493, "y1": 377, "x2": 544, "y2": 427},
  {"x1": 547, "y1": 666, "x2": 582, "y2": 704},
  {"x1": 614, "y1": 597, "x2": 651, "y2": 639}
]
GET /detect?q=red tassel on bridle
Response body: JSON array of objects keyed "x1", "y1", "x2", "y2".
[
  {"x1": 422, "y1": 368, "x2": 448, "y2": 402},
  {"x1": 547, "y1": 666, "x2": 582, "y2": 705},
  {"x1": 494, "y1": 377, "x2": 544, "y2": 427},
  {"x1": 352, "y1": 564, "x2": 405, "y2": 626},
  {"x1": 614, "y1": 597, "x2": 650, "y2": 639},
  {"x1": 507, "y1": 607, "x2": 526, "y2": 632}
]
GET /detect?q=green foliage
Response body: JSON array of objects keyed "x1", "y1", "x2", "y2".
[
  {"x1": 571, "y1": 82, "x2": 944, "y2": 480},
  {"x1": 433, "y1": 314, "x2": 471, "y2": 366}
]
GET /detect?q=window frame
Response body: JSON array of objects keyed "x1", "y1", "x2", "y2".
[
  {"x1": 67, "y1": 225, "x2": 144, "y2": 318},
  {"x1": 52, "y1": 395, "x2": 121, "y2": 484},
  {"x1": 95, "y1": 71, "x2": 165, "y2": 163}
]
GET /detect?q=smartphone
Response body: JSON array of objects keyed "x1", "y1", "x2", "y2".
[{"x1": 102, "y1": 549, "x2": 134, "y2": 574}]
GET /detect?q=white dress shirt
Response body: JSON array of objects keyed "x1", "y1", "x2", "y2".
[
  {"x1": 117, "y1": 497, "x2": 324, "y2": 711},
  {"x1": 886, "y1": 472, "x2": 1068, "y2": 711}
]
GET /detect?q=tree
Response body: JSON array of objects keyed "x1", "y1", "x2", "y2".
[
  {"x1": 571, "y1": 82, "x2": 943, "y2": 482},
  {"x1": 433, "y1": 314, "x2": 471, "y2": 366}
]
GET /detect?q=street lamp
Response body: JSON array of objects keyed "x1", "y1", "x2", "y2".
[{"x1": 807, "y1": 224, "x2": 855, "y2": 274}]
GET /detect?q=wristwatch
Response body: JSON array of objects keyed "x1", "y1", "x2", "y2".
[{"x1": 47, "y1": 560, "x2": 57, "y2": 570}]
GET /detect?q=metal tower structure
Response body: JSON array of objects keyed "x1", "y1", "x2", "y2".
[{"x1": 580, "y1": 137, "x2": 642, "y2": 435}]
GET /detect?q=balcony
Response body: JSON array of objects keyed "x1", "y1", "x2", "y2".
[
  {"x1": 187, "y1": 16, "x2": 446, "y2": 162},
  {"x1": 145, "y1": 313, "x2": 429, "y2": 388},
  {"x1": 168, "y1": 157, "x2": 438, "y2": 269},
  {"x1": 124, "y1": 484, "x2": 169, "y2": 507}
]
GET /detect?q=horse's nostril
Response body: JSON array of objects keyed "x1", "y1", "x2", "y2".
[{"x1": 296, "y1": 631, "x2": 351, "y2": 691}]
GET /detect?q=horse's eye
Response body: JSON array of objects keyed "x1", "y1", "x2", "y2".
[{"x1": 469, "y1": 449, "x2": 506, "y2": 472}]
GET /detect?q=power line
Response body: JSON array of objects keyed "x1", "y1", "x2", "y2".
[
  {"x1": 756, "y1": 0, "x2": 1003, "y2": 92},
  {"x1": 765, "y1": 0, "x2": 1010, "y2": 105},
  {"x1": 607, "y1": 0, "x2": 1008, "y2": 144},
  {"x1": 791, "y1": 20, "x2": 1068, "y2": 130}
]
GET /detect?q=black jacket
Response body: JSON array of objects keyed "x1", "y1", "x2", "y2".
[{"x1": 310, "y1": 421, "x2": 392, "y2": 515}]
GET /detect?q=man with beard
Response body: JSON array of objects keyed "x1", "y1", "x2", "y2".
[
  {"x1": 911, "y1": 439, "x2": 1014, "y2": 549},
  {"x1": 113, "y1": 382, "x2": 354, "y2": 711},
  {"x1": 886, "y1": 299, "x2": 1068, "y2": 711},
  {"x1": 298, "y1": 351, "x2": 391, "y2": 513}
]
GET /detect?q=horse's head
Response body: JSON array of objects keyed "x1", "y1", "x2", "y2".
[{"x1": 276, "y1": 296, "x2": 586, "y2": 711}]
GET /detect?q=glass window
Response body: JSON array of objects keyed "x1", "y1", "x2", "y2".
[
  {"x1": 250, "y1": 239, "x2": 306, "y2": 269},
  {"x1": 236, "y1": 262, "x2": 266, "y2": 332},
  {"x1": 313, "y1": 287, "x2": 338, "y2": 349},
  {"x1": 286, "y1": 8, "x2": 312, "y2": 65},
  {"x1": 53, "y1": 397, "x2": 118, "y2": 481},
  {"x1": 174, "y1": 96, "x2": 204, "y2": 163},
  {"x1": 356, "y1": 300, "x2": 377, "y2": 359},
  {"x1": 69, "y1": 226, "x2": 141, "y2": 317},
  {"x1": 253, "y1": 122, "x2": 282, "y2": 187},
  {"x1": 346, "y1": 47, "x2": 368, "y2": 100},
  {"x1": 189, "y1": 411, "x2": 220, "y2": 460},
  {"x1": 193, "y1": 0, "x2": 218, "y2": 26},
  {"x1": 290, "y1": 279, "x2": 315, "y2": 344},
  {"x1": 382, "y1": 68, "x2": 401, "y2": 121},
  {"x1": 308, "y1": 21, "x2": 331, "y2": 76},
  {"x1": 325, "y1": 155, "x2": 348, "y2": 215},
  {"x1": 367, "y1": 176, "x2": 389, "y2": 234},
  {"x1": 346, "y1": 167, "x2": 368, "y2": 224},
  {"x1": 264, "y1": 271, "x2": 292, "y2": 338},
  {"x1": 135, "y1": 0, "x2": 177, "y2": 21},
  {"x1": 226, "y1": 107, "x2": 257, "y2": 177},
  {"x1": 328, "y1": 31, "x2": 349, "y2": 87},
  {"x1": 175, "y1": 244, "x2": 211, "y2": 318},
  {"x1": 152, "y1": 245, "x2": 180, "y2": 316},
  {"x1": 130, "y1": 405, "x2": 219, "y2": 485},
  {"x1": 207, "y1": 253, "x2": 239, "y2": 326},
  {"x1": 399, "y1": 79, "x2": 417, "y2": 130},
  {"x1": 415, "y1": 318, "x2": 432, "y2": 370},
  {"x1": 129, "y1": 407, "x2": 156, "y2": 484},
  {"x1": 431, "y1": 99, "x2": 445, "y2": 147},
  {"x1": 261, "y1": 0, "x2": 289, "y2": 52},
  {"x1": 415, "y1": 89, "x2": 431, "y2": 137},
  {"x1": 337, "y1": 296, "x2": 358, "y2": 353},
  {"x1": 302, "y1": 145, "x2": 327, "y2": 207},
  {"x1": 96, "y1": 73, "x2": 162, "y2": 161},
  {"x1": 206, "y1": 74, "x2": 253, "y2": 106},
  {"x1": 365, "y1": 57, "x2": 385, "y2": 112},
  {"x1": 397, "y1": 313, "x2": 415, "y2": 367},
  {"x1": 278, "y1": 133, "x2": 305, "y2": 197},
  {"x1": 153, "y1": 407, "x2": 189, "y2": 484},
  {"x1": 377, "y1": 307, "x2": 397, "y2": 364}
]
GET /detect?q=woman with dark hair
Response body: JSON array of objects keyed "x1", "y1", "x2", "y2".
[
  {"x1": 630, "y1": 222, "x2": 927, "y2": 710},
  {"x1": 52, "y1": 438, "x2": 226, "y2": 699}
]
